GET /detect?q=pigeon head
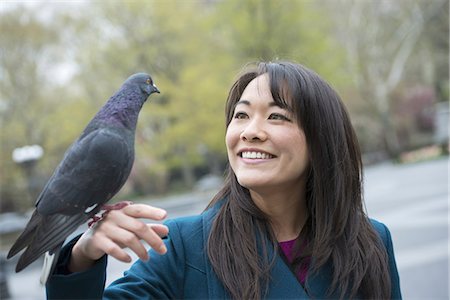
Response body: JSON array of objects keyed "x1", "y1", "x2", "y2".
[{"x1": 125, "y1": 73, "x2": 160, "y2": 96}]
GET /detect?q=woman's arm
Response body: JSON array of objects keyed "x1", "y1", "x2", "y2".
[{"x1": 46, "y1": 203, "x2": 169, "y2": 299}]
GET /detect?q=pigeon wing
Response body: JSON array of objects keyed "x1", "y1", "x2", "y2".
[
  {"x1": 37, "y1": 127, "x2": 134, "y2": 216},
  {"x1": 8, "y1": 127, "x2": 134, "y2": 269}
]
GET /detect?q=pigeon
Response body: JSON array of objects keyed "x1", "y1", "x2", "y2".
[{"x1": 7, "y1": 73, "x2": 160, "y2": 284}]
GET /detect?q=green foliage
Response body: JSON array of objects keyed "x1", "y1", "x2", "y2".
[
  {"x1": 0, "y1": 1, "x2": 355, "y2": 209},
  {"x1": 1, "y1": 0, "x2": 444, "y2": 211},
  {"x1": 70, "y1": 0, "x2": 232, "y2": 191},
  {"x1": 0, "y1": 7, "x2": 61, "y2": 211}
]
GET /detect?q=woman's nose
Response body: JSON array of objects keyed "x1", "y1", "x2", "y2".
[{"x1": 240, "y1": 118, "x2": 267, "y2": 142}]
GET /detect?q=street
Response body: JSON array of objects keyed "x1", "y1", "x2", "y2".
[
  {"x1": 3, "y1": 157, "x2": 449, "y2": 299},
  {"x1": 364, "y1": 157, "x2": 448, "y2": 299}
]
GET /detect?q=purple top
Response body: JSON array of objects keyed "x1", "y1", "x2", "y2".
[{"x1": 278, "y1": 239, "x2": 310, "y2": 285}]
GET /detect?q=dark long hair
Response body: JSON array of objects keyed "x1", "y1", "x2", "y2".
[{"x1": 207, "y1": 61, "x2": 391, "y2": 299}]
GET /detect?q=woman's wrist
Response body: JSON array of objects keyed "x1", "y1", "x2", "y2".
[{"x1": 68, "y1": 243, "x2": 97, "y2": 273}]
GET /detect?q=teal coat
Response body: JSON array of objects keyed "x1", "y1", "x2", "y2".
[{"x1": 47, "y1": 203, "x2": 402, "y2": 299}]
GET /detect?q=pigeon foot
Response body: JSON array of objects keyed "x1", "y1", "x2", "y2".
[{"x1": 88, "y1": 201, "x2": 133, "y2": 227}]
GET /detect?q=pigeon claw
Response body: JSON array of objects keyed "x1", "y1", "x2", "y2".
[
  {"x1": 88, "y1": 201, "x2": 134, "y2": 228},
  {"x1": 87, "y1": 215, "x2": 102, "y2": 227}
]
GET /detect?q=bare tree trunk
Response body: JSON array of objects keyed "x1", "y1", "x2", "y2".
[
  {"x1": 181, "y1": 159, "x2": 195, "y2": 188},
  {"x1": 325, "y1": 0, "x2": 445, "y2": 157}
]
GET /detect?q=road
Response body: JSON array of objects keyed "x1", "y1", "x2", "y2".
[
  {"x1": 364, "y1": 157, "x2": 448, "y2": 299},
  {"x1": 3, "y1": 157, "x2": 449, "y2": 299}
]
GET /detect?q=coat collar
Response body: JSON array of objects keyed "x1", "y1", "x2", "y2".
[{"x1": 201, "y1": 199, "x2": 336, "y2": 299}]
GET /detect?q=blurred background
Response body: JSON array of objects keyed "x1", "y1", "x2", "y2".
[{"x1": 0, "y1": 0, "x2": 448, "y2": 299}]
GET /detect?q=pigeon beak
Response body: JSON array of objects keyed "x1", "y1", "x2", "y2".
[{"x1": 152, "y1": 84, "x2": 160, "y2": 94}]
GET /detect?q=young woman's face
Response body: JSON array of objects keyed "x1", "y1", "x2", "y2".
[{"x1": 226, "y1": 74, "x2": 309, "y2": 194}]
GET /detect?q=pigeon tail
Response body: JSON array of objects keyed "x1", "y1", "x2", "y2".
[
  {"x1": 7, "y1": 210, "x2": 42, "y2": 259},
  {"x1": 14, "y1": 213, "x2": 88, "y2": 272}
]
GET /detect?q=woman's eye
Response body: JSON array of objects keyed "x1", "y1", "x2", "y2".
[
  {"x1": 269, "y1": 113, "x2": 291, "y2": 121},
  {"x1": 234, "y1": 112, "x2": 248, "y2": 119}
]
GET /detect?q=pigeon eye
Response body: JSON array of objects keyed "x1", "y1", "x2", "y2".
[{"x1": 146, "y1": 78, "x2": 151, "y2": 85}]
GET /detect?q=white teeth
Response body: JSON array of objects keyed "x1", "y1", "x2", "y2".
[{"x1": 241, "y1": 151, "x2": 273, "y2": 159}]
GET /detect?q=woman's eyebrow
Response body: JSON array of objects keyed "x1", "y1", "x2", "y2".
[
  {"x1": 236, "y1": 99, "x2": 251, "y2": 106},
  {"x1": 268, "y1": 101, "x2": 280, "y2": 107},
  {"x1": 236, "y1": 99, "x2": 281, "y2": 107}
]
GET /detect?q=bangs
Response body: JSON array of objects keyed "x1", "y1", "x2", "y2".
[
  {"x1": 261, "y1": 62, "x2": 300, "y2": 115},
  {"x1": 226, "y1": 62, "x2": 304, "y2": 125},
  {"x1": 225, "y1": 70, "x2": 258, "y2": 125}
]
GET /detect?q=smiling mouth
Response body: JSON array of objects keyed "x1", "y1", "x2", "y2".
[{"x1": 240, "y1": 151, "x2": 275, "y2": 159}]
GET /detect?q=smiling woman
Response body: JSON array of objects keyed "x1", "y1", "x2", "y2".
[
  {"x1": 46, "y1": 61, "x2": 401, "y2": 300},
  {"x1": 207, "y1": 62, "x2": 401, "y2": 299}
]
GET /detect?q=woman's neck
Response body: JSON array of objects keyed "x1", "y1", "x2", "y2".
[{"x1": 249, "y1": 187, "x2": 308, "y2": 242}]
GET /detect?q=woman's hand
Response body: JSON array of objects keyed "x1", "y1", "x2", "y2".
[{"x1": 69, "y1": 203, "x2": 169, "y2": 273}]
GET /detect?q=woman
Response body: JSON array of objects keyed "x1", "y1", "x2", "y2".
[{"x1": 47, "y1": 61, "x2": 401, "y2": 299}]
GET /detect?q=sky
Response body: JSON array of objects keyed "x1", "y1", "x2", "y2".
[{"x1": 1, "y1": 0, "x2": 89, "y2": 84}]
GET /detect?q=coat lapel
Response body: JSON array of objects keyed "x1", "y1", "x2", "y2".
[
  {"x1": 201, "y1": 201, "x2": 335, "y2": 299},
  {"x1": 304, "y1": 260, "x2": 337, "y2": 299},
  {"x1": 266, "y1": 250, "x2": 310, "y2": 298}
]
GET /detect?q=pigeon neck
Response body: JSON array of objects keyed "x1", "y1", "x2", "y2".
[{"x1": 97, "y1": 89, "x2": 145, "y2": 130}]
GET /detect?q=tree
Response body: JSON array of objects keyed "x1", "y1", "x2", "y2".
[
  {"x1": 0, "y1": 0, "x2": 355, "y2": 202},
  {"x1": 70, "y1": 0, "x2": 348, "y2": 191},
  {"x1": 0, "y1": 3, "x2": 103, "y2": 212},
  {"x1": 212, "y1": 0, "x2": 346, "y2": 80},
  {"x1": 68, "y1": 0, "x2": 232, "y2": 192},
  {"x1": 0, "y1": 5, "x2": 79, "y2": 211},
  {"x1": 324, "y1": 0, "x2": 448, "y2": 157}
]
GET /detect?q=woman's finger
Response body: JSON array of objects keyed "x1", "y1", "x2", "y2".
[
  {"x1": 111, "y1": 215, "x2": 167, "y2": 255},
  {"x1": 147, "y1": 224, "x2": 169, "y2": 238},
  {"x1": 122, "y1": 204, "x2": 167, "y2": 221},
  {"x1": 91, "y1": 233, "x2": 132, "y2": 263},
  {"x1": 98, "y1": 219, "x2": 150, "y2": 261}
]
